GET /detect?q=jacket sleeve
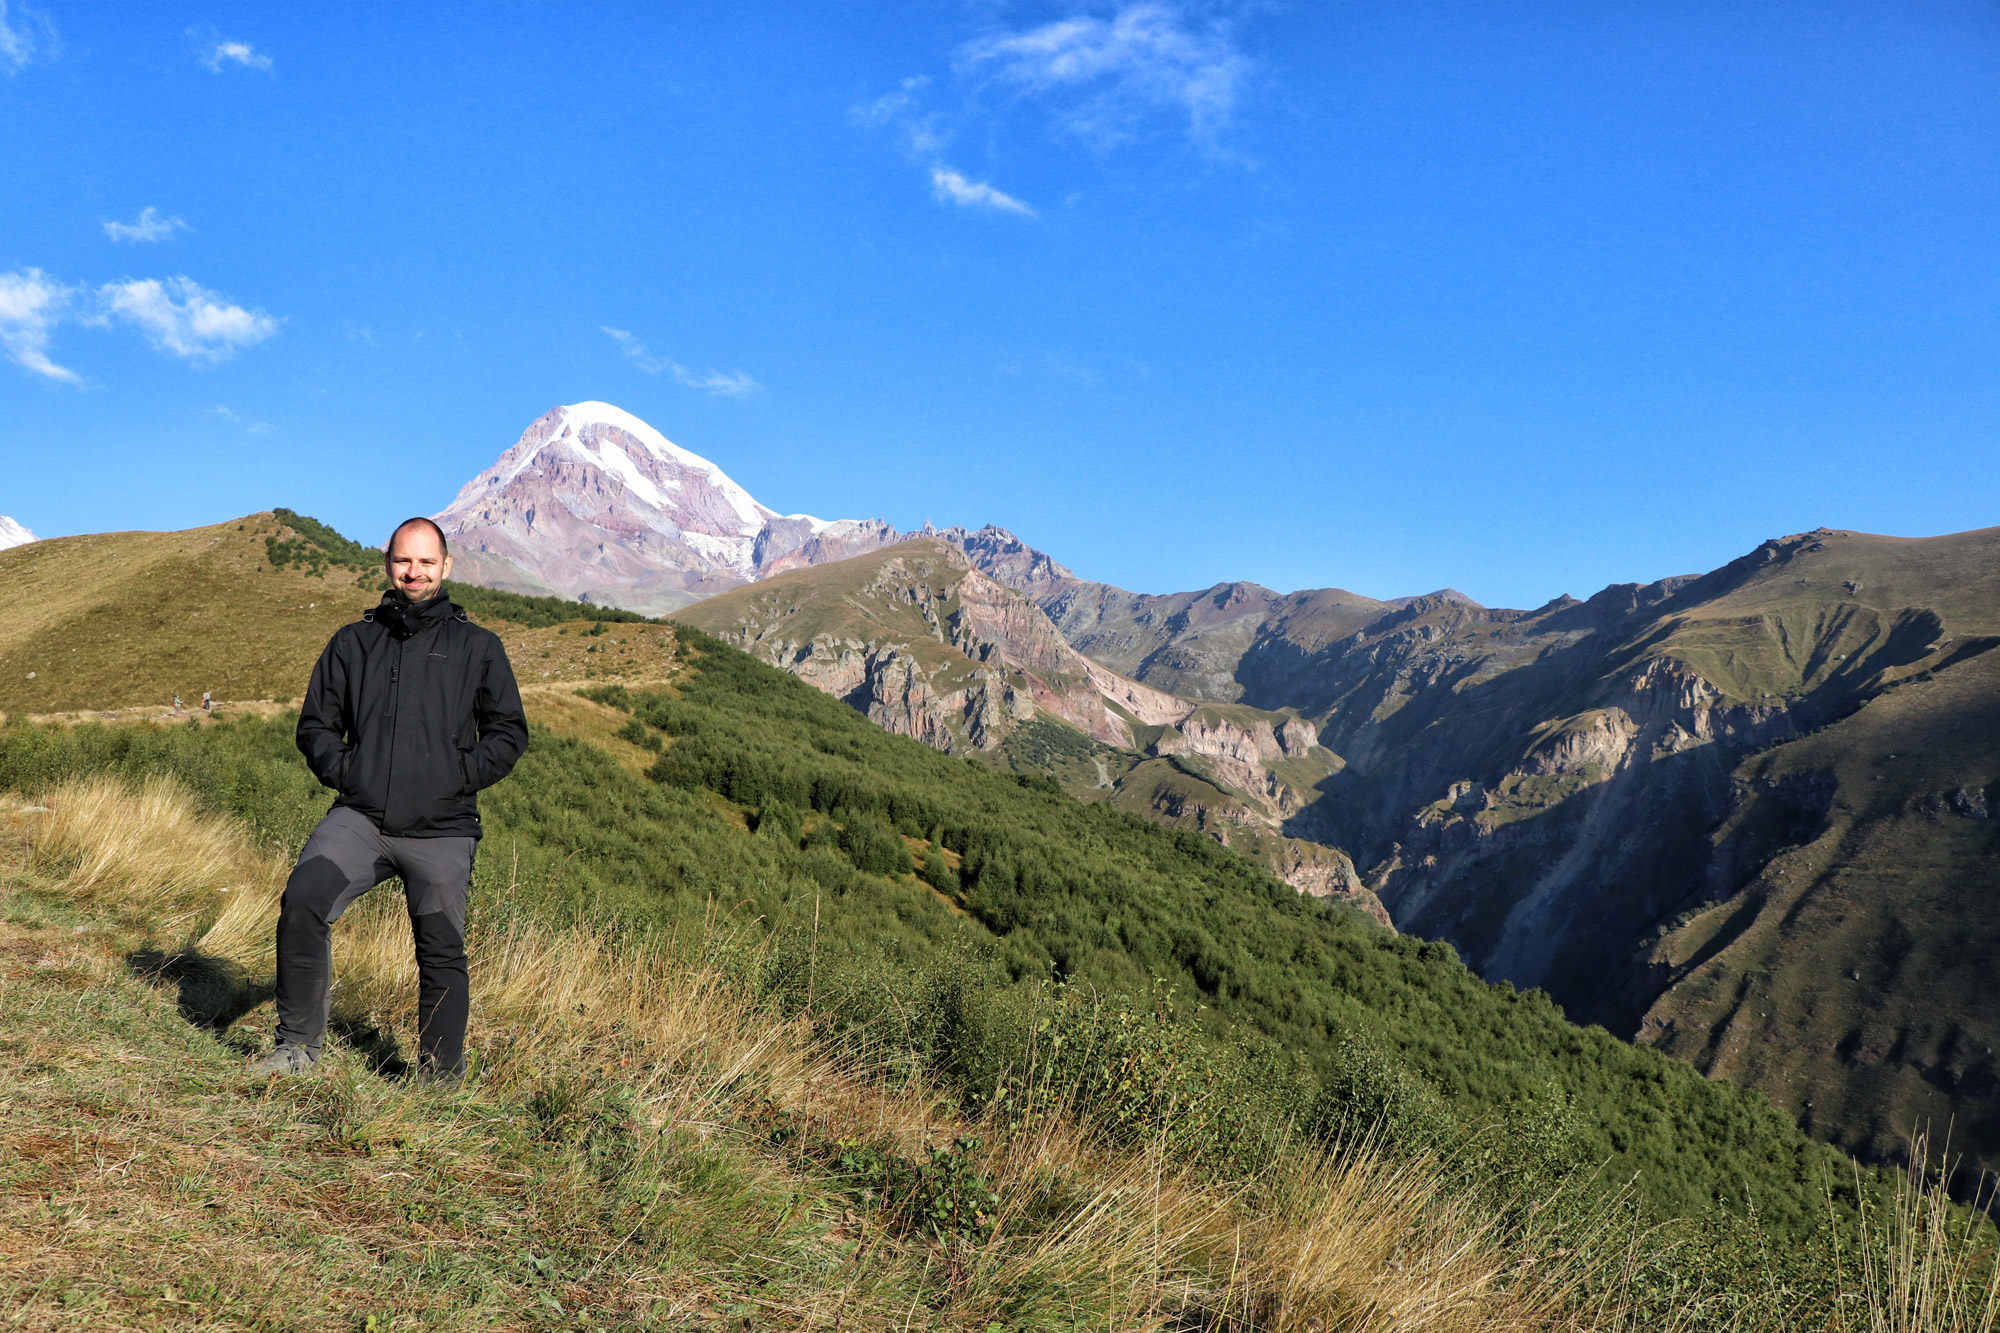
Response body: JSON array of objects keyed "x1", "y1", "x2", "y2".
[
  {"x1": 462, "y1": 635, "x2": 530, "y2": 794},
  {"x1": 296, "y1": 634, "x2": 353, "y2": 791}
]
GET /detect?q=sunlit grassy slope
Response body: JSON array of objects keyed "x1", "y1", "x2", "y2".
[
  {"x1": 14, "y1": 779, "x2": 1672, "y2": 1332},
  {"x1": 6, "y1": 509, "x2": 2000, "y2": 1323},
  {"x1": 0, "y1": 629, "x2": 1875, "y2": 1251},
  {"x1": 0, "y1": 513, "x2": 674, "y2": 719}
]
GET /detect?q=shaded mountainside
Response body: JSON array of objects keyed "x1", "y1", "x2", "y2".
[
  {"x1": 991, "y1": 524, "x2": 2000, "y2": 1188},
  {"x1": 675, "y1": 537, "x2": 1384, "y2": 920},
  {"x1": 1636, "y1": 641, "x2": 2000, "y2": 1177}
]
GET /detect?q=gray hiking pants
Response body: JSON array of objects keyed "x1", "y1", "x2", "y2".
[{"x1": 274, "y1": 806, "x2": 476, "y2": 1074}]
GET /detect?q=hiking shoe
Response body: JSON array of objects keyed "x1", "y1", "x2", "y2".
[
  {"x1": 414, "y1": 1056, "x2": 465, "y2": 1087},
  {"x1": 249, "y1": 1044, "x2": 318, "y2": 1076}
]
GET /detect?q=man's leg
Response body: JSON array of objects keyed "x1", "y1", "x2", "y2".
[
  {"x1": 390, "y1": 835, "x2": 476, "y2": 1079},
  {"x1": 270, "y1": 807, "x2": 394, "y2": 1060}
]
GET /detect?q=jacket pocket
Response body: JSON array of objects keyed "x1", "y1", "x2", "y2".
[{"x1": 458, "y1": 748, "x2": 477, "y2": 796}]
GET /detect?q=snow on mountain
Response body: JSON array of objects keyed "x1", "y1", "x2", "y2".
[
  {"x1": 0, "y1": 516, "x2": 37, "y2": 551},
  {"x1": 435, "y1": 402, "x2": 901, "y2": 614}
]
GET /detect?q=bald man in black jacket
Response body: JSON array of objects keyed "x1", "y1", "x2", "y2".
[{"x1": 254, "y1": 517, "x2": 529, "y2": 1081}]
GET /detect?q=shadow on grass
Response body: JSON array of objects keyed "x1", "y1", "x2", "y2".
[{"x1": 126, "y1": 949, "x2": 410, "y2": 1077}]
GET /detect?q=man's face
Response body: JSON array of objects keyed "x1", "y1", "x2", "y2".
[{"x1": 385, "y1": 524, "x2": 453, "y2": 601}]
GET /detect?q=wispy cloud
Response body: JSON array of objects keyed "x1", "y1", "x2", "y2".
[
  {"x1": 0, "y1": 0, "x2": 56, "y2": 74},
  {"x1": 0, "y1": 268, "x2": 79, "y2": 383},
  {"x1": 960, "y1": 4, "x2": 1250, "y2": 151},
  {"x1": 104, "y1": 207, "x2": 191, "y2": 244},
  {"x1": 930, "y1": 166, "x2": 1036, "y2": 216},
  {"x1": 602, "y1": 327, "x2": 762, "y2": 397},
  {"x1": 854, "y1": 76, "x2": 1038, "y2": 218},
  {"x1": 855, "y1": 76, "x2": 946, "y2": 156},
  {"x1": 95, "y1": 277, "x2": 280, "y2": 362},
  {"x1": 856, "y1": 5, "x2": 1251, "y2": 213},
  {"x1": 213, "y1": 404, "x2": 273, "y2": 435},
  {"x1": 3, "y1": 266, "x2": 281, "y2": 379},
  {"x1": 199, "y1": 37, "x2": 271, "y2": 73}
]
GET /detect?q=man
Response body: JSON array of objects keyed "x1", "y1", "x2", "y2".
[{"x1": 253, "y1": 517, "x2": 529, "y2": 1080}]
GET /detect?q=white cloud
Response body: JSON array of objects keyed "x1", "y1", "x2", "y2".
[
  {"x1": 930, "y1": 165, "x2": 1036, "y2": 216},
  {"x1": 602, "y1": 327, "x2": 762, "y2": 397},
  {"x1": 95, "y1": 277, "x2": 280, "y2": 362},
  {"x1": 200, "y1": 39, "x2": 271, "y2": 73},
  {"x1": 0, "y1": 268, "x2": 79, "y2": 383},
  {"x1": 959, "y1": 3, "x2": 1249, "y2": 150},
  {"x1": 0, "y1": 0, "x2": 56, "y2": 74},
  {"x1": 854, "y1": 75, "x2": 947, "y2": 156},
  {"x1": 104, "y1": 207, "x2": 191, "y2": 244},
  {"x1": 213, "y1": 404, "x2": 273, "y2": 435},
  {"x1": 854, "y1": 79, "x2": 1036, "y2": 217}
]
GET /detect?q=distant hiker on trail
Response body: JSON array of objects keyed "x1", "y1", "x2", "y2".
[
  {"x1": 253, "y1": 517, "x2": 529, "y2": 1082},
  {"x1": 172, "y1": 694, "x2": 181, "y2": 713},
  {"x1": 201, "y1": 691, "x2": 212, "y2": 712}
]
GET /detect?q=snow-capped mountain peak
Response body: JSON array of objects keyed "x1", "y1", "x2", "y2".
[
  {"x1": 0, "y1": 516, "x2": 37, "y2": 551},
  {"x1": 498, "y1": 401, "x2": 783, "y2": 538},
  {"x1": 434, "y1": 403, "x2": 898, "y2": 614}
]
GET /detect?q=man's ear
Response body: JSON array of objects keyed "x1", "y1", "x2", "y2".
[{"x1": 440, "y1": 552, "x2": 454, "y2": 581}]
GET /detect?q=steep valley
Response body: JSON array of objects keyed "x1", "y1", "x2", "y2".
[{"x1": 987, "y1": 524, "x2": 2000, "y2": 1188}]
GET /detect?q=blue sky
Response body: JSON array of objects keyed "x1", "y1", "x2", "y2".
[{"x1": 2, "y1": 2, "x2": 1995, "y2": 608}]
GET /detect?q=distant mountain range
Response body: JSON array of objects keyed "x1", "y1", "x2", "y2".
[
  {"x1": 677, "y1": 535, "x2": 1379, "y2": 918},
  {"x1": 0, "y1": 398, "x2": 1988, "y2": 1199},
  {"x1": 433, "y1": 402, "x2": 2000, "y2": 1192}
]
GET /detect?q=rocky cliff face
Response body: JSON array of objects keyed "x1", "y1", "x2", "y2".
[
  {"x1": 679, "y1": 538, "x2": 1175, "y2": 754},
  {"x1": 435, "y1": 402, "x2": 905, "y2": 614},
  {"x1": 677, "y1": 539, "x2": 1386, "y2": 918},
  {"x1": 1365, "y1": 654, "x2": 1799, "y2": 1010}
]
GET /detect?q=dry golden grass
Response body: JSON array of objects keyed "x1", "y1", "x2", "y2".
[
  {"x1": 28, "y1": 774, "x2": 286, "y2": 947},
  {"x1": 15, "y1": 772, "x2": 1992, "y2": 1331},
  {"x1": 0, "y1": 516, "x2": 370, "y2": 716},
  {"x1": 15, "y1": 771, "x2": 1639, "y2": 1331},
  {"x1": 1831, "y1": 1138, "x2": 2000, "y2": 1333}
]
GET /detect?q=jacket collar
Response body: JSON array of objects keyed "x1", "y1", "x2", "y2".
[{"x1": 368, "y1": 589, "x2": 461, "y2": 639}]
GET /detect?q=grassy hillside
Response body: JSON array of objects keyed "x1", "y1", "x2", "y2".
[
  {"x1": 0, "y1": 619, "x2": 1889, "y2": 1247},
  {"x1": 0, "y1": 515, "x2": 370, "y2": 715},
  {"x1": 0, "y1": 511, "x2": 671, "y2": 720},
  {"x1": 19, "y1": 782, "x2": 1683, "y2": 1333}
]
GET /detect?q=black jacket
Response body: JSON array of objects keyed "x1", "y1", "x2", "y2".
[{"x1": 296, "y1": 592, "x2": 529, "y2": 838}]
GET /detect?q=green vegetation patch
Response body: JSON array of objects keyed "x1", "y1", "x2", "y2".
[{"x1": 0, "y1": 624, "x2": 1908, "y2": 1258}]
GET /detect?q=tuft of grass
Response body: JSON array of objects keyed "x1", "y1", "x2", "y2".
[
  {"x1": 30, "y1": 773, "x2": 282, "y2": 946},
  {"x1": 1832, "y1": 1132, "x2": 2000, "y2": 1333}
]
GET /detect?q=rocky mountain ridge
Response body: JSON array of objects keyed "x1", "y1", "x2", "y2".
[
  {"x1": 987, "y1": 522, "x2": 2000, "y2": 1187},
  {"x1": 676, "y1": 537, "x2": 1383, "y2": 922}
]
